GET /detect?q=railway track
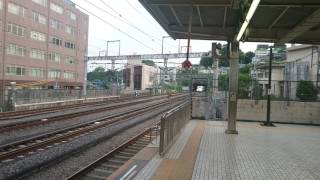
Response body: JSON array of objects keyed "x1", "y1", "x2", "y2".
[
  {"x1": 0, "y1": 97, "x2": 184, "y2": 163},
  {"x1": 0, "y1": 94, "x2": 153, "y2": 120},
  {"x1": 0, "y1": 94, "x2": 186, "y2": 132},
  {"x1": 65, "y1": 125, "x2": 159, "y2": 180}
]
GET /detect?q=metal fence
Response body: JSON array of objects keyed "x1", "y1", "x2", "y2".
[
  {"x1": 159, "y1": 101, "x2": 191, "y2": 156},
  {"x1": 217, "y1": 79, "x2": 320, "y2": 102}
]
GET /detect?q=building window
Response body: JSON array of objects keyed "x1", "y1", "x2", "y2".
[
  {"x1": 63, "y1": 71, "x2": 75, "y2": 80},
  {"x1": 7, "y1": 23, "x2": 25, "y2": 36},
  {"x1": 8, "y1": 3, "x2": 26, "y2": 17},
  {"x1": 0, "y1": 0, "x2": 3, "y2": 10},
  {"x1": 48, "y1": 52, "x2": 62, "y2": 63},
  {"x1": 7, "y1": 44, "x2": 27, "y2": 56},
  {"x1": 50, "y1": 18, "x2": 63, "y2": 30},
  {"x1": 29, "y1": 68, "x2": 45, "y2": 77},
  {"x1": 30, "y1": 49, "x2": 46, "y2": 60},
  {"x1": 65, "y1": 56, "x2": 75, "y2": 64},
  {"x1": 50, "y1": 3, "x2": 63, "y2": 14},
  {"x1": 65, "y1": 41, "x2": 75, "y2": 49},
  {"x1": 30, "y1": 31, "x2": 46, "y2": 42},
  {"x1": 6, "y1": 65, "x2": 26, "y2": 76},
  {"x1": 65, "y1": 25, "x2": 76, "y2": 36},
  {"x1": 264, "y1": 71, "x2": 269, "y2": 78},
  {"x1": 32, "y1": 11, "x2": 46, "y2": 25},
  {"x1": 32, "y1": 0, "x2": 47, "y2": 7},
  {"x1": 66, "y1": 10, "x2": 76, "y2": 20},
  {"x1": 49, "y1": 36, "x2": 63, "y2": 46},
  {"x1": 48, "y1": 69, "x2": 61, "y2": 79},
  {"x1": 258, "y1": 73, "x2": 263, "y2": 78}
]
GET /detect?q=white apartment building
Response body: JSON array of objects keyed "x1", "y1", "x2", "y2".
[
  {"x1": 284, "y1": 45, "x2": 320, "y2": 99},
  {"x1": 254, "y1": 63, "x2": 285, "y2": 97},
  {"x1": 123, "y1": 60, "x2": 157, "y2": 91}
]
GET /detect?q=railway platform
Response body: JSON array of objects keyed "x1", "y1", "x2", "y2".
[{"x1": 108, "y1": 120, "x2": 320, "y2": 180}]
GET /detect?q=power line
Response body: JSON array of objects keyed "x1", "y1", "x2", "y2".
[
  {"x1": 95, "y1": 0, "x2": 178, "y2": 50},
  {"x1": 85, "y1": 0, "x2": 159, "y2": 46},
  {"x1": 124, "y1": 0, "x2": 159, "y2": 29},
  {"x1": 75, "y1": 3, "x2": 159, "y2": 53},
  {"x1": 126, "y1": 0, "x2": 177, "y2": 48}
]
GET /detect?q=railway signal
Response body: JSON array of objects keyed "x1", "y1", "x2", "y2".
[{"x1": 182, "y1": 59, "x2": 192, "y2": 69}]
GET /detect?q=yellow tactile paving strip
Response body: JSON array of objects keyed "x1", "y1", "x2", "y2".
[{"x1": 152, "y1": 122, "x2": 205, "y2": 180}]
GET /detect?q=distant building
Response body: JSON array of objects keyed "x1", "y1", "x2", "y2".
[
  {"x1": 253, "y1": 44, "x2": 286, "y2": 64},
  {"x1": 253, "y1": 63, "x2": 285, "y2": 97},
  {"x1": 160, "y1": 67, "x2": 176, "y2": 84},
  {"x1": 122, "y1": 60, "x2": 157, "y2": 91},
  {"x1": 284, "y1": 45, "x2": 320, "y2": 99},
  {"x1": 0, "y1": 0, "x2": 89, "y2": 90}
]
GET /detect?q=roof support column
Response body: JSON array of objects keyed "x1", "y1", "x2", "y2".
[{"x1": 225, "y1": 41, "x2": 239, "y2": 134}]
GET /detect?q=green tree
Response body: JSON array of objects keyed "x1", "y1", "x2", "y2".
[
  {"x1": 296, "y1": 81, "x2": 318, "y2": 101},
  {"x1": 87, "y1": 67, "x2": 106, "y2": 82},
  {"x1": 142, "y1": 60, "x2": 156, "y2": 67},
  {"x1": 240, "y1": 51, "x2": 255, "y2": 64},
  {"x1": 87, "y1": 67, "x2": 122, "y2": 89},
  {"x1": 199, "y1": 56, "x2": 213, "y2": 69},
  {"x1": 217, "y1": 65, "x2": 253, "y2": 98},
  {"x1": 219, "y1": 44, "x2": 230, "y2": 67},
  {"x1": 218, "y1": 74, "x2": 228, "y2": 91},
  {"x1": 251, "y1": 81, "x2": 263, "y2": 99},
  {"x1": 200, "y1": 44, "x2": 255, "y2": 68},
  {"x1": 238, "y1": 73, "x2": 252, "y2": 98}
]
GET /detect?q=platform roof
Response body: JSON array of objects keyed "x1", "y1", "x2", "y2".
[{"x1": 139, "y1": 0, "x2": 320, "y2": 44}]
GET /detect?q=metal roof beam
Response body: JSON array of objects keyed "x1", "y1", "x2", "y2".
[
  {"x1": 223, "y1": 6, "x2": 228, "y2": 28},
  {"x1": 268, "y1": 7, "x2": 289, "y2": 29},
  {"x1": 170, "y1": 6, "x2": 183, "y2": 27},
  {"x1": 172, "y1": 30, "x2": 228, "y2": 39},
  {"x1": 149, "y1": 0, "x2": 320, "y2": 8},
  {"x1": 278, "y1": 8, "x2": 320, "y2": 44},
  {"x1": 196, "y1": 5, "x2": 204, "y2": 28}
]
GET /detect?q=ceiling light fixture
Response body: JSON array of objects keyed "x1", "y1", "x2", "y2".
[{"x1": 236, "y1": 0, "x2": 261, "y2": 41}]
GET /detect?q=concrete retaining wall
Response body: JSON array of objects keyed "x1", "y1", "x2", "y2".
[
  {"x1": 237, "y1": 99, "x2": 320, "y2": 125},
  {"x1": 15, "y1": 96, "x2": 120, "y2": 111},
  {"x1": 192, "y1": 97, "x2": 208, "y2": 119}
]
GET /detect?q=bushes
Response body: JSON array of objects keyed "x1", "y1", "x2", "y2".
[{"x1": 296, "y1": 81, "x2": 318, "y2": 101}]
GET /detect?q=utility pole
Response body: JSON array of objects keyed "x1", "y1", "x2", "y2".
[
  {"x1": 262, "y1": 46, "x2": 275, "y2": 127},
  {"x1": 83, "y1": 58, "x2": 88, "y2": 97},
  {"x1": 1, "y1": 0, "x2": 8, "y2": 111},
  {"x1": 161, "y1": 36, "x2": 170, "y2": 90},
  {"x1": 107, "y1": 40, "x2": 120, "y2": 71},
  {"x1": 317, "y1": 47, "x2": 320, "y2": 88}
]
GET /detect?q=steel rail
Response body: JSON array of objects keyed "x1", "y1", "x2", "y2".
[
  {"x1": 0, "y1": 99, "x2": 174, "y2": 162},
  {"x1": 0, "y1": 95, "x2": 186, "y2": 132},
  {"x1": 0, "y1": 94, "x2": 154, "y2": 120},
  {"x1": 65, "y1": 123, "x2": 159, "y2": 180}
]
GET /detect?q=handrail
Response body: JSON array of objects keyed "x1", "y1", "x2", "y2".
[{"x1": 159, "y1": 100, "x2": 191, "y2": 156}]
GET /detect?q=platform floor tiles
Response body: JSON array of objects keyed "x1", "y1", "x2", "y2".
[{"x1": 135, "y1": 120, "x2": 320, "y2": 180}]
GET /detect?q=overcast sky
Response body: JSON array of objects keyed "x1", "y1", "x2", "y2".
[{"x1": 73, "y1": 0, "x2": 267, "y2": 70}]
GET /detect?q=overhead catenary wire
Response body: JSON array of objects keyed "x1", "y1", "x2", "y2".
[
  {"x1": 125, "y1": 0, "x2": 160, "y2": 29},
  {"x1": 124, "y1": 0, "x2": 181, "y2": 48},
  {"x1": 85, "y1": 0, "x2": 160, "y2": 46},
  {"x1": 74, "y1": 3, "x2": 159, "y2": 53},
  {"x1": 95, "y1": 0, "x2": 178, "y2": 50}
]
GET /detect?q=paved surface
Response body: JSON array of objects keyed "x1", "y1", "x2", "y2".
[
  {"x1": 192, "y1": 121, "x2": 320, "y2": 180},
  {"x1": 165, "y1": 121, "x2": 197, "y2": 159},
  {"x1": 153, "y1": 121, "x2": 205, "y2": 180},
  {"x1": 113, "y1": 120, "x2": 320, "y2": 180}
]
